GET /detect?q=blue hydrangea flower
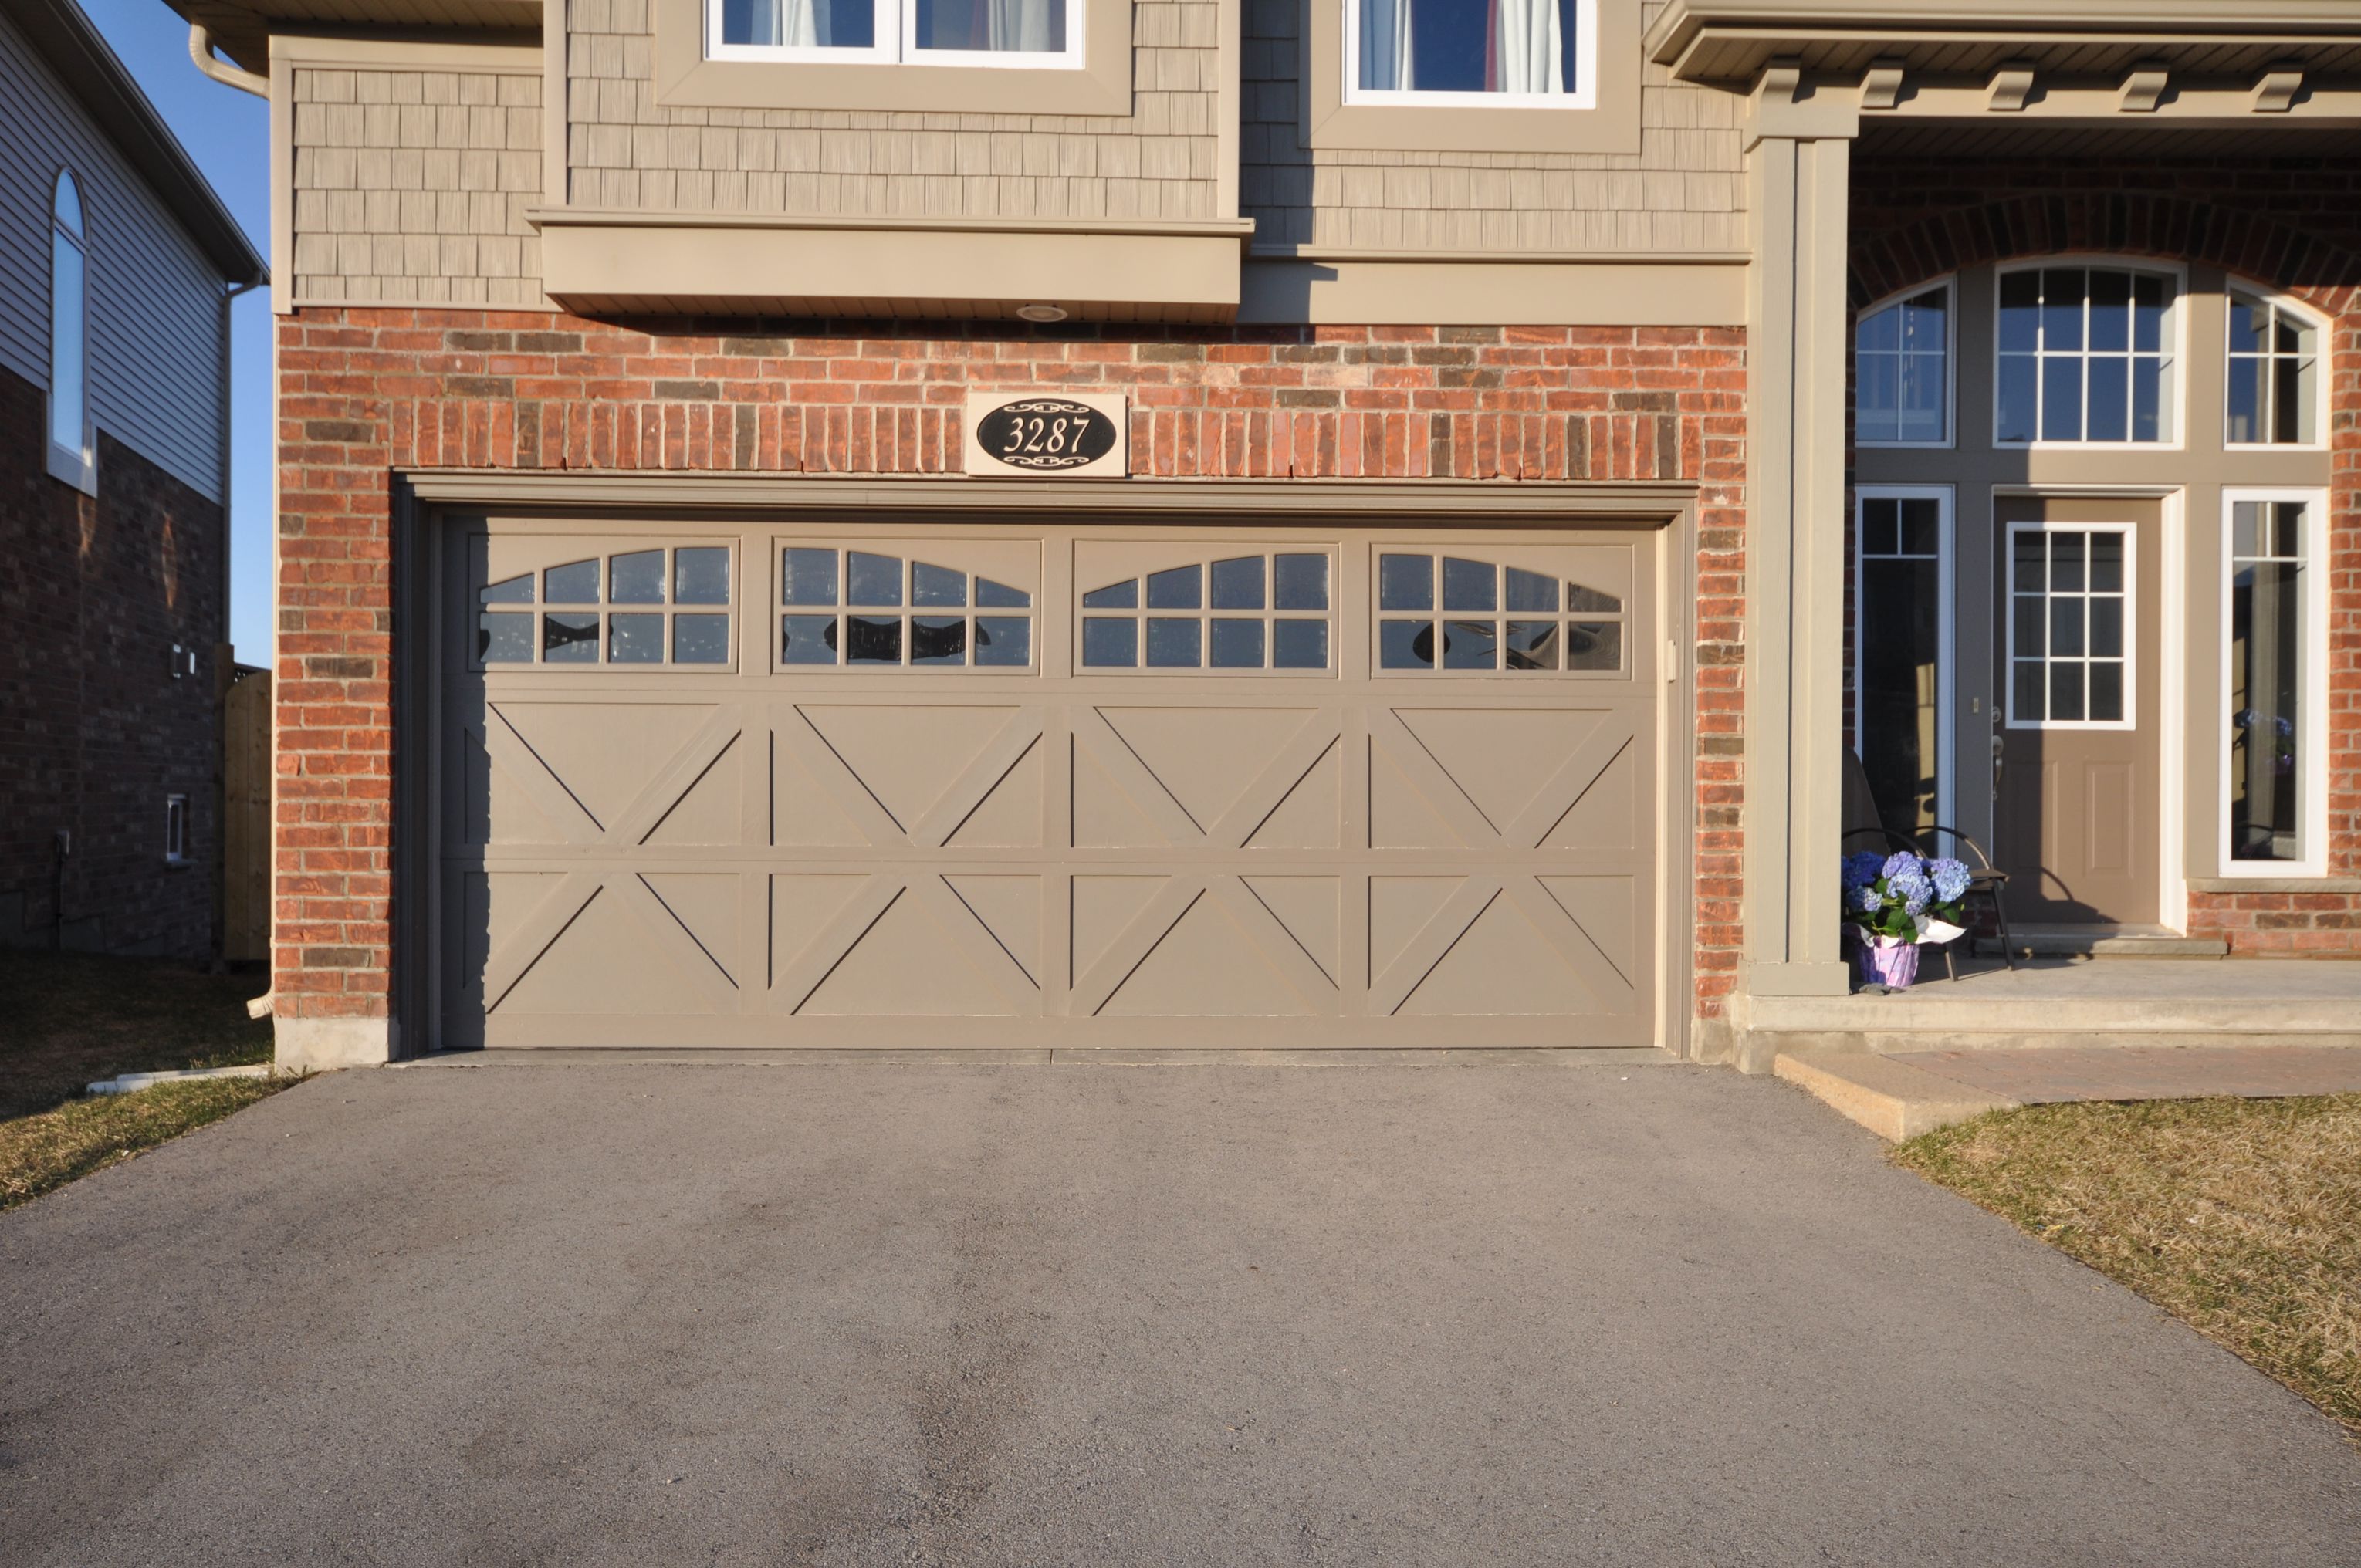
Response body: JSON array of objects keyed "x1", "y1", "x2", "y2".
[
  {"x1": 1841, "y1": 851, "x2": 1886, "y2": 890},
  {"x1": 1928, "y1": 857, "x2": 1971, "y2": 904},
  {"x1": 1886, "y1": 867, "x2": 1933, "y2": 916},
  {"x1": 1880, "y1": 850, "x2": 1923, "y2": 885},
  {"x1": 1850, "y1": 884, "x2": 1882, "y2": 914}
]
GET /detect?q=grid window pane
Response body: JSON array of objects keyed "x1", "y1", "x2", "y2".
[
  {"x1": 543, "y1": 612, "x2": 599, "y2": 661},
  {"x1": 911, "y1": 616, "x2": 967, "y2": 664},
  {"x1": 1210, "y1": 556, "x2": 1264, "y2": 610},
  {"x1": 974, "y1": 617, "x2": 1031, "y2": 667},
  {"x1": 544, "y1": 560, "x2": 599, "y2": 603},
  {"x1": 672, "y1": 614, "x2": 731, "y2": 664},
  {"x1": 1083, "y1": 617, "x2": 1137, "y2": 667},
  {"x1": 610, "y1": 551, "x2": 665, "y2": 603},
  {"x1": 1274, "y1": 619, "x2": 1328, "y2": 670},
  {"x1": 780, "y1": 614, "x2": 836, "y2": 664},
  {"x1": 1381, "y1": 620, "x2": 1432, "y2": 669},
  {"x1": 845, "y1": 615, "x2": 901, "y2": 663},
  {"x1": 1146, "y1": 617, "x2": 1201, "y2": 667},
  {"x1": 1379, "y1": 554, "x2": 1432, "y2": 611},
  {"x1": 1082, "y1": 579, "x2": 1138, "y2": 610},
  {"x1": 1274, "y1": 553, "x2": 1330, "y2": 610},
  {"x1": 847, "y1": 553, "x2": 902, "y2": 607},
  {"x1": 1147, "y1": 565, "x2": 1202, "y2": 610},
  {"x1": 1442, "y1": 620, "x2": 1497, "y2": 670},
  {"x1": 674, "y1": 548, "x2": 731, "y2": 605},
  {"x1": 609, "y1": 613, "x2": 665, "y2": 662},
  {"x1": 1210, "y1": 617, "x2": 1264, "y2": 667},
  {"x1": 479, "y1": 613, "x2": 533, "y2": 662},
  {"x1": 912, "y1": 563, "x2": 966, "y2": 607},
  {"x1": 783, "y1": 548, "x2": 837, "y2": 606}
]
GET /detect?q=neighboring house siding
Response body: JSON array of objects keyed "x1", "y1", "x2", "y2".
[
  {"x1": 565, "y1": 0, "x2": 1222, "y2": 220},
  {"x1": 1242, "y1": 0, "x2": 1744, "y2": 253},
  {"x1": 0, "y1": 7, "x2": 229, "y2": 502},
  {"x1": 290, "y1": 66, "x2": 545, "y2": 306}
]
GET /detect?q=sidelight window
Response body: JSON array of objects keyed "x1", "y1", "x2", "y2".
[
  {"x1": 1345, "y1": 0, "x2": 1594, "y2": 106},
  {"x1": 1852, "y1": 491, "x2": 1950, "y2": 833},
  {"x1": 780, "y1": 548, "x2": 1034, "y2": 669},
  {"x1": 2223, "y1": 492, "x2": 2325, "y2": 871},
  {"x1": 1995, "y1": 265, "x2": 2177, "y2": 445},
  {"x1": 1376, "y1": 553, "x2": 1625, "y2": 673},
  {"x1": 712, "y1": 0, "x2": 1078, "y2": 63}
]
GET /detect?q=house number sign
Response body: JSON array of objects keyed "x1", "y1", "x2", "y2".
[{"x1": 962, "y1": 390, "x2": 1128, "y2": 479}]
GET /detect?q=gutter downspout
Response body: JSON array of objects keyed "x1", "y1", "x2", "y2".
[{"x1": 188, "y1": 25, "x2": 268, "y2": 98}]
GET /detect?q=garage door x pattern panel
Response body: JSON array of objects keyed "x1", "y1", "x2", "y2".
[{"x1": 440, "y1": 523, "x2": 1659, "y2": 1049}]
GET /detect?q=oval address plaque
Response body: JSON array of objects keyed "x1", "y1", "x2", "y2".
[{"x1": 971, "y1": 397, "x2": 1122, "y2": 473}]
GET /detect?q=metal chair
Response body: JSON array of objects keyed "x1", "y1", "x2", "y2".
[{"x1": 1840, "y1": 748, "x2": 2014, "y2": 978}]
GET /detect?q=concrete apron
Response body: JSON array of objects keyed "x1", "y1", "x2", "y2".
[{"x1": 1776, "y1": 1044, "x2": 2361, "y2": 1142}]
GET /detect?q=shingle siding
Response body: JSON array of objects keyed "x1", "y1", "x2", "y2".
[
  {"x1": 290, "y1": 66, "x2": 546, "y2": 306},
  {"x1": 0, "y1": 7, "x2": 232, "y2": 503},
  {"x1": 563, "y1": 0, "x2": 1222, "y2": 221},
  {"x1": 1242, "y1": 0, "x2": 1746, "y2": 254}
]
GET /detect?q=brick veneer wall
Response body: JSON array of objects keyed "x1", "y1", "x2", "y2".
[
  {"x1": 0, "y1": 363, "x2": 225, "y2": 958},
  {"x1": 273, "y1": 309, "x2": 1750, "y2": 1034},
  {"x1": 1845, "y1": 155, "x2": 2361, "y2": 954}
]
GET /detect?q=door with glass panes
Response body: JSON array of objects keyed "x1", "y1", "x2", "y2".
[{"x1": 1991, "y1": 495, "x2": 2161, "y2": 924}]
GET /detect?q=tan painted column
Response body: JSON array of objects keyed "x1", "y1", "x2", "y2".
[{"x1": 1742, "y1": 67, "x2": 1859, "y2": 1000}]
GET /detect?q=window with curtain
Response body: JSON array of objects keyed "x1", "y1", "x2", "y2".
[
  {"x1": 1348, "y1": 0, "x2": 1589, "y2": 102},
  {"x1": 1994, "y1": 265, "x2": 2177, "y2": 444},
  {"x1": 714, "y1": 0, "x2": 1072, "y2": 58},
  {"x1": 49, "y1": 170, "x2": 87, "y2": 476},
  {"x1": 2225, "y1": 290, "x2": 2319, "y2": 446},
  {"x1": 1855, "y1": 285, "x2": 1949, "y2": 445}
]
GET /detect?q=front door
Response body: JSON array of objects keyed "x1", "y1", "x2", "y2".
[{"x1": 1991, "y1": 495, "x2": 2162, "y2": 924}]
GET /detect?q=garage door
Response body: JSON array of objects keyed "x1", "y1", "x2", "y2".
[{"x1": 437, "y1": 518, "x2": 1659, "y2": 1050}]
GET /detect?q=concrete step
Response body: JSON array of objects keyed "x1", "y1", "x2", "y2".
[
  {"x1": 1773, "y1": 1053, "x2": 2018, "y2": 1141},
  {"x1": 1976, "y1": 924, "x2": 2228, "y2": 959}
]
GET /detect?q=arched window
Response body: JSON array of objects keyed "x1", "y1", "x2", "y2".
[
  {"x1": 1854, "y1": 282, "x2": 1950, "y2": 447},
  {"x1": 48, "y1": 171, "x2": 89, "y2": 481}
]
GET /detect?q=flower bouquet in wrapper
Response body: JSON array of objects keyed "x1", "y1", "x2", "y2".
[{"x1": 1839, "y1": 850, "x2": 1973, "y2": 990}]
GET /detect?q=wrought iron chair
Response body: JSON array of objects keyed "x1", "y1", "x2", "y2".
[{"x1": 1840, "y1": 748, "x2": 2014, "y2": 979}]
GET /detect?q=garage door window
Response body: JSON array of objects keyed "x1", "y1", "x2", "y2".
[
  {"x1": 779, "y1": 548, "x2": 1034, "y2": 668},
  {"x1": 476, "y1": 546, "x2": 733, "y2": 667},
  {"x1": 1079, "y1": 553, "x2": 1332, "y2": 671},
  {"x1": 1377, "y1": 553, "x2": 1625, "y2": 671}
]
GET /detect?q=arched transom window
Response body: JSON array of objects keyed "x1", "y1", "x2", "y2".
[
  {"x1": 49, "y1": 170, "x2": 88, "y2": 478},
  {"x1": 1377, "y1": 553, "x2": 1625, "y2": 672},
  {"x1": 780, "y1": 548, "x2": 1033, "y2": 668}
]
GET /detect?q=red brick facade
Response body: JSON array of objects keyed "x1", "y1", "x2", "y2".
[
  {"x1": 1847, "y1": 157, "x2": 2361, "y2": 953},
  {"x1": 0, "y1": 363, "x2": 226, "y2": 958},
  {"x1": 273, "y1": 310, "x2": 1751, "y2": 1029}
]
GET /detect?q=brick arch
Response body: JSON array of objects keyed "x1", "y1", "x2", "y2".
[{"x1": 1848, "y1": 191, "x2": 2361, "y2": 316}]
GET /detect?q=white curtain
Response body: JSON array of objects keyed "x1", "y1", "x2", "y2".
[
  {"x1": 1359, "y1": 0, "x2": 1415, "y2": 90},
  {"x1": 1491, "y1": 0, "x2": 1563, "y2": 94},
  {"x1": 987, "y1": 0, "x2": 1057, "y2": 52},
  {"x1": 737, "y1": 0, "x2": 834, "y2": 47}
]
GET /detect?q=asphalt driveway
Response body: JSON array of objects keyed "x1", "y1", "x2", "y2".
[{"x1": 2, "y1": 1058, "x2": 2356, "y2": 1567}]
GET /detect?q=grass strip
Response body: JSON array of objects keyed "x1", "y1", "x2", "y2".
[
  {"x1": 1895, "y1": 1095, "x2": 2361, "y2": 1439},
  {"x1": 0, "y1": 1076, "x2": 296, "y2": 1213}
]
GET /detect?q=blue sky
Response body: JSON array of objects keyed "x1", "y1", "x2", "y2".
[{"x1": 79, "y1": 0, "x2": 275, "y2": 663}]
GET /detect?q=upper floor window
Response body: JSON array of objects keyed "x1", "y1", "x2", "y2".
[
  {"x1": 1347, "y1": 0, "x2": 1595, "y2": 107},
  {"x1": 1855, "y1": 283, "x2": 1950, "y2": 447},
  {"x1": 48, "y1": 171, "x2": 90, "y2": 486},
  {"x1": 2226, "y1": 289, "x2": 2321, "y2": 447},
  {"x1": 713, "y1": 0, "x2": 1077, "y2": 63},
  {"x1": 1995, "y1": 265, "x2": 2178, "y2": 446}
]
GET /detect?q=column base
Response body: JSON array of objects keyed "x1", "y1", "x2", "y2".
[
  {"x1": 1743, "y1": 960, "x2": 1853, "y2": 998},
  {"x1": 274, "y1": 1016, "x2": 394, "y2": 1071}
]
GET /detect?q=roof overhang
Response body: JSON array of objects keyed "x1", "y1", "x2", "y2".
[
  {"x1": 161, "y1": 0, "x2": 541, "y2": 77},
  {"x1": 1647, "y1": 0, "x2": 2361, "y2": 86},
  {"x1": 19, "y1": 0, "x2": 266, "y2": 285}
]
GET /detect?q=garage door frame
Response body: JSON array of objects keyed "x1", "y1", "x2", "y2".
[{"x1": 391, "y1": 474, "x2": 1700, "y2": 1059}]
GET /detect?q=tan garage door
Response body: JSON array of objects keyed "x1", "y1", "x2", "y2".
[{"x1": 438, "y1": 518, "x2": 1660, "y2": 1050}]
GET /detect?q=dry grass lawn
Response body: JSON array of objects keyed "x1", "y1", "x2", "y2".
[
  {"x1": 1896, "y1": 1095, "x2": 2361, "y2": 1440},
  {"x1": 0, "y1": 949, "x2": 293, "y2": 1211}
]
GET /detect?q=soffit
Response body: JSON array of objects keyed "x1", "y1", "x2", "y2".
[
  {"x1": 163, "y1": 0, "x2": 541, "y2": 74},
  {"x1": 1648, "y1": 0, "x2": 2361, "y2": 83}
]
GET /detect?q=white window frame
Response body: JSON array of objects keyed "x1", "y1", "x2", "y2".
[
  {"x1": 706, "y1": 0, "x2": 1086, "y2": 68},
  {"x1": 47, "y1": 167, "x2": 93, "y2": 494},
  {"x1": 2003, "y1": 519, "x2": 2138, "y2": 733},
  {"x1": 1851, "y1": 486, "x2": 1955, "y2": 829},
  {"x1": 1991, "y1": 258, "x2": 2186, "y2": 452},
  {"x1": 1854, "y1": 278, "x2": 1955, "y2": 451},
  {"x1": 2222, "y1": 283, "x2": 2329, "y2": 452},
  {"x1": 2216, "y1": 487, "x2": 2329, "y2": 878},
  {"x1": 1341, "y1": 0, "x2": 1598, "y2": 110}
]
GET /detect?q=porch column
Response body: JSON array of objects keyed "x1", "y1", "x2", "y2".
[{"x1": 1742, "y1": 67, "x2": 1859, "y2": 999}]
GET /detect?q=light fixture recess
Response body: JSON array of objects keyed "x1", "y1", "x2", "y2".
[{"x1": 1016, "y1": 303, "x2": 1070, "y2": 323}]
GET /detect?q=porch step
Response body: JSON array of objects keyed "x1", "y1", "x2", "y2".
[
  {"x1": 1974, "y1": 924, "x2": 2229, "y2": 959},
  {"x1": 1773, "y1": 1051, "x2": 2018, "y2": 1141}
]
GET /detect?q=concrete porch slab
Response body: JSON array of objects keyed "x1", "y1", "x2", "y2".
[{"x1": 1748, "y1": 958, "x2": 2361, "y2": 1049}]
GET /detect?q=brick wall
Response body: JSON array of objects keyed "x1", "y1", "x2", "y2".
[
  {"x1": 0, "y1": 363, "x2": 225, "y2": 958},
  {"x1": 1845, "y1": 156, "x2": 2361, "y2": 954},
  {"x1": 273, "y1": 309, "x2": 1750, "y2": 1030}
]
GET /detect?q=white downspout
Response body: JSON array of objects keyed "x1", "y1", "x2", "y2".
[{"x1": 189, "y1": 24, "x2": 268, "y2": 97}]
